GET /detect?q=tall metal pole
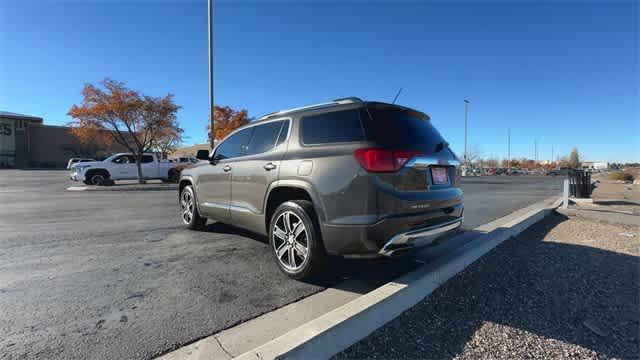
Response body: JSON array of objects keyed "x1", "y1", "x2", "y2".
[
  {"x1": 507, "y1": 128, "x2": 511, "y2": 173},
  {"x1": 534, "y1": 140, "x2": 537, "y2": 163},
  {"x1": 208, "y1": 0, "x2": 215, "y2": 149},
  {"x1": 464, "y1": 99, "x2": 469, "y2": 168},
  {"x1": 551, "y1": 145, "x2": 554, "y2": 165}
]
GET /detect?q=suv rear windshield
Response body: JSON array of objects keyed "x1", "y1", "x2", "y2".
[{"x1": 364, "y1": 106, "x2": 446, "y2": 154}]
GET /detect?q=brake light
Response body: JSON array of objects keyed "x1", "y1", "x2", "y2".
[{"x1": 354, "y1": 148, "x2": 422, "y2": 172}]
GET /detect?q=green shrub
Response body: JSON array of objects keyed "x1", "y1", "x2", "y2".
[{"x1": 609, "y1": 172, "x2": 634, "y2": 181}]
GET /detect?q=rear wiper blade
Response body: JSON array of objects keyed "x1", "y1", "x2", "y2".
[{"x1": 435, "y1": 141, "x2": 449, "y2": 153}]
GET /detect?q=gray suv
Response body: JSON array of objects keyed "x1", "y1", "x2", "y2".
[{"x1": 179, "y1": 97, "x2": 463, "y2": 279}]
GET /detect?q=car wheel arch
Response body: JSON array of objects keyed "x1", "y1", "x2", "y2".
[
  {"x1": 85, "y1": 168, "x2": 110, "y2": 180},
  {"x1": 264, "y1": 181, "x2": 326, "y2": 230}
]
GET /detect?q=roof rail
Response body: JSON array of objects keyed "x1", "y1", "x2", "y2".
[
  {"x1": 332, "y1": 97, "x2": 363, "y2": 104},
  {"x1": 259, "y1": 97, "x2": 363, "y2": 120}
]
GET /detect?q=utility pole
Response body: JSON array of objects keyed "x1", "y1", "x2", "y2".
[
  {"x1": 507, "y1": 128, "x2": 511, "y2": 173},
  {"x1": 464, "y1": 99, "x2": 470, "y2": 168},
  {"x1": 551, "y1": 145, "x2": 554, "y2": 165},
  {"x1": 208, "y1": 0, "x2": 215, "y2": 149},
  {"x1": 534, "y1": 139, "x2": 537, "y2": 164}
]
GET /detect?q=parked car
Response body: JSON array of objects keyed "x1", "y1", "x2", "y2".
[
  {"x1": 484, "y1": 168, "x2": 497, "y2": 176},
  {"x1": 170, "y1": 156, "x2": 200, "y2": 164},
  {"x1": 66, "y1": 157, "x2": 95, "y2": 170},
  {"x1": 547, "y1": 167, "x2": 573, "y2": 176},
  {"x1": 179, "y1": 97, "x2": 463, "y2": 279},
  {"x1": 70, "y1": 153, "x2": 179, "y2": 185}
]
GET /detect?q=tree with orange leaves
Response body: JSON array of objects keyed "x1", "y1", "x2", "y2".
[
  {"x1": 68, "y1": 78, "x2": 181, "y2": 183},
  {"x1": 207, "y1": 105, "x2": 250, "y2": 142}
]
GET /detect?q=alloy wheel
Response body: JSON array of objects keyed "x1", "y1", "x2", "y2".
[
  {"x1": 180, "y1": 189, "x2": 194, "y2": 224},
  {"x1": 272, "y1": 211, "x2": 309, "y2": 272}
]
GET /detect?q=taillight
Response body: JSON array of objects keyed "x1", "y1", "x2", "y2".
[{"x1": 354, "y1": 148, "x2": 422, "y2": 172}]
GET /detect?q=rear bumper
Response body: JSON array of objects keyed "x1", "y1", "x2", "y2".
[
  {"x1": 320, "y1": 203, "x2": 464, "y2": 255},
  {"x1": 378, "y1": 217, "x2": 462, "y2": 256}
]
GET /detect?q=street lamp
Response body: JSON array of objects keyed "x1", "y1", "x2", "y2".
[
  {"x1": 463, "y1": 99, "x2": 470, "y2": 169},
  {"x1": 208, "y1": 0, "x2": 215, "y2": 149}
]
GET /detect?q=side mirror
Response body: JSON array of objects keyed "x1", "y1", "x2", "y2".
[{"x1": 195, "y1": 149, "x2": 210, "y2": 161}]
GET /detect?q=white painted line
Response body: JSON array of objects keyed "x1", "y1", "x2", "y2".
[
  {"x1": 66, "y1": 186, "x2": 88, "y2": 191},
  {"x1": 236, "y1": 198, "x2": 560, "y2": 360}
]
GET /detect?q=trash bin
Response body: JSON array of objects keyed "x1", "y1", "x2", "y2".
[{"x1": 569, "y1": 170, "x2": 592, "y2": 198}]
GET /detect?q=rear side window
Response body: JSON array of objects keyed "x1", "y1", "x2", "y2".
[
  {"x1": 214, "y1": 127, "x2": 253, "y2": 160},
  {"x1": 301, "y1": 109, "x2": 365, "y2": 145},
  {"x1": 365, "y1": 107, "x2": 446, "y2": 154},
  {"x1": 245, "y1": 121, "x2": 284, "y2": 156},
  {"x1": 141, "y1": 155, "x2": 154, "y2": 163}
]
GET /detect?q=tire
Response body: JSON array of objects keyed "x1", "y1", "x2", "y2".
[
  {"x1": 166, "y1": 169, "x2": 180, "y2": 183},
  {"x1": 268, "y1": 200, "x2": 326, "y2": 280},
  {"x1": 180, "y1": 185, "x2": 207, "y2": 230},
  {"x1": 89, "y1": 172, "x2": 108, "y2": 186}
]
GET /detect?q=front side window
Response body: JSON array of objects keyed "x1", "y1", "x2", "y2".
[
  {"x1": 301, "y1": 109, "x2": 365, "y2": 145},
  {"x1": 214, "y1": 127, "x2": 253, "y2": 160},
  {"x1": 245, "y1": 121, "x2": 284, "y2": 156},
  {"x1": 113, "y1": 155, "x2": 131, "y2": 164}
]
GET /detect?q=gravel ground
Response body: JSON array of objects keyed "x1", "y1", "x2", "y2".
[{"x1": 335, "y1": 212, "x2": 639, "y2": 359}]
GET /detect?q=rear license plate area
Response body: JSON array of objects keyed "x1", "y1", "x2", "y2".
[{"x1": 430, "y1": 167, "x2": 449, "y2": 185}]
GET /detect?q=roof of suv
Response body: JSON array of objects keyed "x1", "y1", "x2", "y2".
[{"x1": 256, "y1": 97, "x2": 430, "y2": 123}]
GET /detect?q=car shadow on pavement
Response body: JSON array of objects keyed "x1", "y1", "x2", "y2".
[
  {"x1": 339, "y1": 213, "x2": 639, "y2": 359},
  {"x1": 205, "y1": 222, "x2": 269, "y2": 243},
  {"x1": 202, "y1": 221, "x2": 425, "y2": 293}
]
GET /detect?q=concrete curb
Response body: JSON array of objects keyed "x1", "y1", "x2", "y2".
[{"x1": 236, "y1": 197, "x2": 561, "y2": 360}]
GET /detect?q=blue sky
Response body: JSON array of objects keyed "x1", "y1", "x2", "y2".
[{"x1": 1, "y1": 0, "x2": 637, "y2": 162}]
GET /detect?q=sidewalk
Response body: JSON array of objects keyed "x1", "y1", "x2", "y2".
[{"x1": 335, "y1": 209, "x2": 639, "y2": 359}]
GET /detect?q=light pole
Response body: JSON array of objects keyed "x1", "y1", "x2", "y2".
[
  {"x1": 464, "y1": 99, "x2": 469, "y2": 168},
  {"x1": 208, "y1": 0, "x2": 215, "y2": 149},
  {"x1": 507, "y1": 128, "x2": 511, "y2": 174}
]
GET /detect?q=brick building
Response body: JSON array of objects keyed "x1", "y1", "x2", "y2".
[{"x1": 0, "y1": 111, "x2": 125, "y2": 168}]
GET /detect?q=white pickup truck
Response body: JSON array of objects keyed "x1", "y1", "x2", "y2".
[{"x1": 70, "y1": 153, "x2": 180, "y2": 185}]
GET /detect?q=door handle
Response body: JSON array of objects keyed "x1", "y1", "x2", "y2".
[
  {"x1": 223, "y1": 165, "x2": 232, "y2": 172},
  {"x1": 263, "y1": 163, "x2": 277, "y2": 171}
]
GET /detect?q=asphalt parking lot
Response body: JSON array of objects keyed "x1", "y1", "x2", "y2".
[{"x1": 0, "y1": 170, "x2": 561, "y2": 360}]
